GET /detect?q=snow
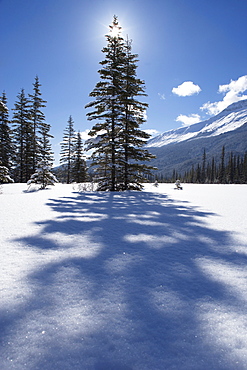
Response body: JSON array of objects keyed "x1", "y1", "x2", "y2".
[
  {"x1": 1, "y1": 182, "x2": 247, "y2": 369},
  {"x1": 200, "y1": 110, "x2": 247, "y2": 137},
  {"x1": 147, "y1": 99, "x2": 247, "y2": 148}
]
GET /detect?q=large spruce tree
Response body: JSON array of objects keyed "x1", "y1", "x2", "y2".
[
  {"x1": 119, "y1": 38, "x2": 155, "y2": 190},
  {"x1": 29, "y1": 76, "x2": 49, "y2": 170},
  {"x1": 60, "y1": 115, "x2": 76, "y2": 183},
  {"x1": 86, "y1": 16, "x2": 155, "y2": 191},
  {"x1": 0, "y1": 92, "x2": 14, "y2": 170},
  {"x1": 38, "y1": 118, "x2": 54, "y2": 167},
  {"x1": 71, "y1": 131, "x2": 88, "y2": 183},
  {"x1": 86, "y1": 16, "x2": 125, "y2": 191},
  {"x1": 12, "y1": 89, "x2": 33, "y2": 182}
]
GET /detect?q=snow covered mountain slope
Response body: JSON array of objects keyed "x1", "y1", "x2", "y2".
[
  {"x1": 145, "y1": 100, "x2": 247, "y2": 177},
  {"x1": 147, "y1": 99, "x2": 247, "y2": 148}
]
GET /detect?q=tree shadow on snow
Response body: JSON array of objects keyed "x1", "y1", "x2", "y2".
[{"x1": 1, "y1": 190, "x2": 247, "y2": 370}]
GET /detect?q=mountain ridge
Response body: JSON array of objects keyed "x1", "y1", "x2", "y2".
[
  {"x1": 147, "y1": 99, "x2": 247, "y2": 148},
  {"x1": 146, "y1": 99, "x2": 247, "y2": 177}
]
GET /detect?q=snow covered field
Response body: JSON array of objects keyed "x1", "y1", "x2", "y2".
[{"x1": 1, "y1": 182, "x2": 247, "y2": 370}]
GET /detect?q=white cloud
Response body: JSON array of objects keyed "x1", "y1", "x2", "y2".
[
  {"x1": 144, "y1": 129, "x2": 160, "y2": 137},
  {"x1": 201, "y1": 75, "x2": 247, "y2": 115},
  {"x1": 172, "y1": 81, "x2": 201, "y2": 97},
  {"x1": 176, "y1": 114, "x2": 201, "y2": 127}
]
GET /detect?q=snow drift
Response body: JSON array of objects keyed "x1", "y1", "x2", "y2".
[{"x1": 1, "y1": 183, "x2": 247, "y2": 369}]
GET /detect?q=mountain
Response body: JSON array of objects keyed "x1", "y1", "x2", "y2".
[{"x1": 146, "y1": 100, "x2": 247, "y2": 177}]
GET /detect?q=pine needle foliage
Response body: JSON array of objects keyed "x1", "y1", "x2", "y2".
[
  {"x1": 12, "y1": 89, "x2": 33, "y2": 182},
  {"x1": 60, "y1": 115, "x2": 76, "y2": 184},
  {"x1": 27, "y1": 160, "x2": 58, "y2": 189},
  {"x1": 29, "y1": 76, "x2": 51, "y2": 170},
  {"x1": 71, "y1": 132, "x2": 88, "y2": 183},
  {"x1": 85, "y1": 16, "x2": 155, "y2": 191},
  {"x1": 0, "y1": 163, "x2": 14, "y2": 183},
  {"x1": 12, "y1": 78, "x2": 53, "y2": 182},
  {"x1": 0, "y1": 92, "x2": 14, "y2": 169}
]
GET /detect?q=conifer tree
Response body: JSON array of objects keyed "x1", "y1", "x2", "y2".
[
  {"x1": 218, "y1": 145, "x2": 225, "y2": 183},
  {"x1": 0, "y1": 92, "x2": 14, "y2": 169},
  {"x1": 29, "y1": 76, "x2": 49, "y2": 170},
  {"x1": 210, "y1": 157, "x2": 216, "y2": 183},
  {"x1": 86, "y1": 16, "x2": 155, "y2": 191},
  {"x1": 235, "y1": 155, "x2": 241, "y2": 183},
  {"x1": 0, "y1": 162, "x2": 14, "y2": 183},
  {"x1": 226, "y1": 152, "x2": 234, "y2": 183},
  {"x1": 12, "y1": 89, "x2": 33, "y2": 182},
  {"x1": 86, "y1": 16, "x2": 125, "y2": 191},
  {"x1": 71, "y1": 132, "x2": 88, "y2": 183},
  {"x1": 27, "y1": 160, "x2": 58, "y2": 189},
  {"x1": 201, "y1": 149, "x2": 206, "y2": 183},
  {"x1": 119, "y1": 38, "x2": 155, "y2": 190},
  {"x1": 243, "y1": 152, "x2": 247, "y2": 183},
  {"x1": 60, "y1": 115, "x2": 76, "y2": 183},
  {"x1": 39, "y1": 120, "x2": 54, "y2": 165}
]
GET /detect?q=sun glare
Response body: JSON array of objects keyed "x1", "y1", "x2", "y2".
[
  {"x1": 99, "y1": 15, "x2": 136, "y2": 44},
  {"x1": 110, "y1": 25, "x2": 120, "y2": 38}
]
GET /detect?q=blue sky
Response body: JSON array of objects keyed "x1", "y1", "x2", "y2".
[{"x1": 1, "y1": 0, "x2": 247, "y2": 165}]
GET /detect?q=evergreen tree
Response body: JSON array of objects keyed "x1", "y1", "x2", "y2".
[
  {"x1": 195, "y1": 163, "x2": 201, "y2": 183},
  {"x1": 27, "y1": 160, "x2": 58, "y2": 189},
  {"x1": 71, "y1": 131, "x2": 88, "y2": 183},
  {"x1": 218, "y1": 145, "x2": 225, "y2": 183},
  {"x1": 189, "y1": 165, "x2": 193, "y2": 183},
  {"x1": 86, "y1": 16, "x2": 125, "y2": 191},
  {"x1": 236, "y1": 155, "x2": 242, "y2": 183},
  {"x1": 119, "y1": 38, "x2": 155, "y2": 190},
  {"x1": 29, "y1": 76, "x2": 49, "y2": 170},
  {"x1": 0, "y1": 100, "x2": 7, "y2": 112},
  {"x1": 210, "y1": 157, "x2": 216, "y2": 183},
  {"x1": 226, "y1": 152, "x2": 234, "y2": 183},
  {"x1": 243, "y1": 152, "x2": 247, "y2": 183},
  {"x1": 0, "y1": 92, "x2": 14, "y2": 169},
  {"x1": 60, "y1": 115, "x2": 76, "y2": 184},
  {"x1": 201, "y1": 148, "x2": 206, "y2": 183},
  {"x1": 0, "y1": 162, "x2": 14, "y2": 183},
  {"x1": 12, "y1": 89, "x2": 33, "y2": 182},
  {"x1": 86, "y1": 16, "x2": 155, "y2": 191},
  {"x1": 38, "y1": 119, "x2": 54, "y2": 166}
]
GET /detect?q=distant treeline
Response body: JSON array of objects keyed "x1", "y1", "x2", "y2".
[{"x1": 153, "y1": 146, "x2": 247, "y2": 184}]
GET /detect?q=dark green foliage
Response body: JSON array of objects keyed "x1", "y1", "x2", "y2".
[
  {"x1": 38, "y1": 119, "x2": 54, "y2": 166},
  {"x1": 0, "y1": 92, "x2": 14, "y2": 169},
  {"x1": 60, "y1": 115, "x2": 76, "y2": 183},
  {"x1": 118, "y1": 38, "x2": 155, "y2": 190},
  {"x1": 86, "y1": 16, "x2": 126, "y2": 191},
  {"x1": 160, "y1": 146, "x2": 247, "y2": 184},
  {"x1": 71, "y1": 132, "x2": 88, "y2": 183},
  {"x1": 27, "y1": 160, "x2": 58, "y2": 189},
  {"x1": 0, "y1": 163, "x2": 14, "y2": 183},
  {"x1": 12, "y1": 89, "x2": 33, "y2": 182},
  {"x1": 218, "y1": 145, "x2": 225, "y2": 183},
  {"x1": 29, "y1": 76, "x2": 53, "y2": 169},
  {"x1": 86, "y1": 16, "x2": 155, "y2": 191},
  {"x1": 10, "y1": 77, "x2": 53, "y2": 183},
  {"x1": 29, "y1": 76, "x2": 46, "y2": 169}
]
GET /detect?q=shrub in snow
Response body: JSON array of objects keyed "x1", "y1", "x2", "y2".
[
  {"x1": 72, "y1": 182, "x2": 96, "y2": 192},
  {"x1": 0, "y1": 165, "x2": 14, "y2": 184},
  {"x1": 27, "y1": 160, "x2": 58, "y2": 190}
]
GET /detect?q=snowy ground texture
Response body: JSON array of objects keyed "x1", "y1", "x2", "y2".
[{"x1": 1, "y1": 182, "x2": 247, "y2": 370}]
